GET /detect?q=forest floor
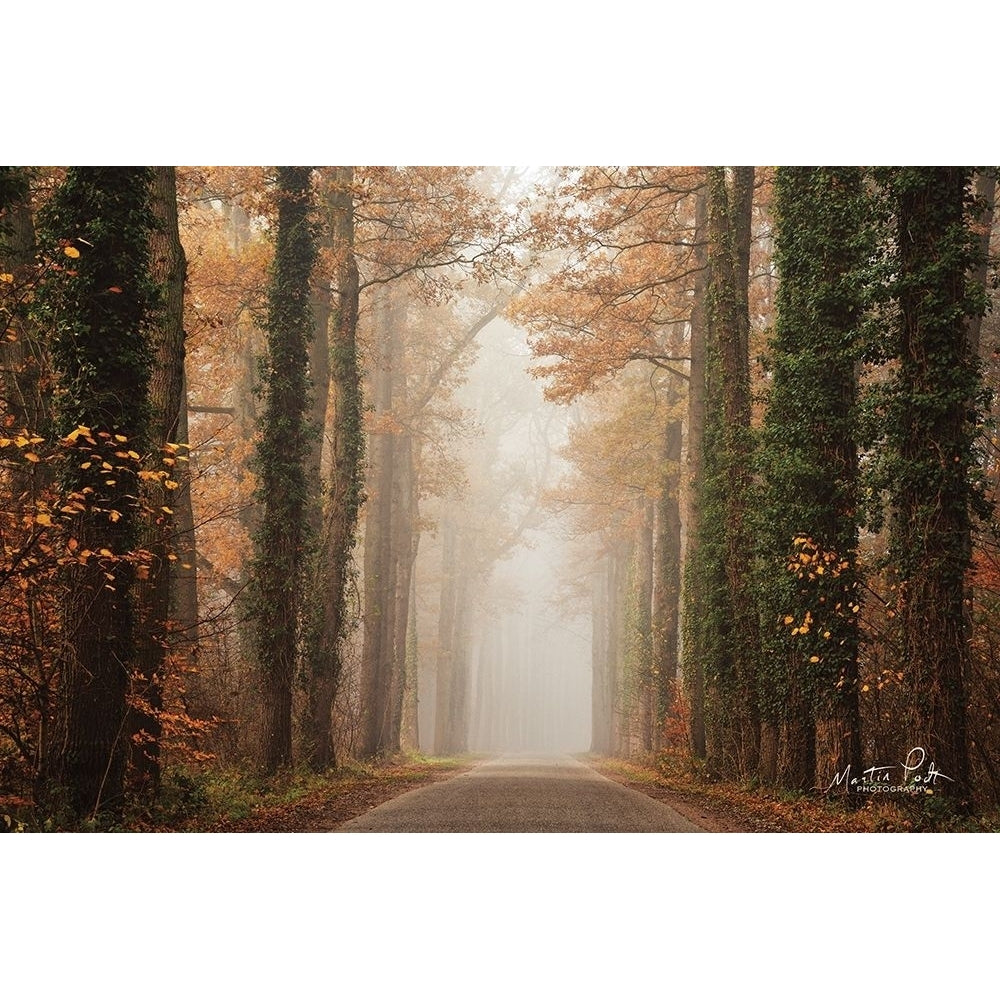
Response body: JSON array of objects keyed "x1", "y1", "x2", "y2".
[
  {"x1": 134, "y1": 754, "x2": 479, "y2": 832},
  {"x1": 589, "y1": 752, "x2": 1000, "y2": 832},
  {"x1": 9, "y1": 748, "x2": 994, "y2": 832}
]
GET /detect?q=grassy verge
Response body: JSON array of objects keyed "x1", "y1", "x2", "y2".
[
  {"x1": 141, "y1": 753, "x2": 476, "y2": 832},
  {"x1": 2, "y1": 753, "x2": 475, "y2": 832},
  {"x1": 589, "y1": 751, "x2": 1000, "y2": 833}
]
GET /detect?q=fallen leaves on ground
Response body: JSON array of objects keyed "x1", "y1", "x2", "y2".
[
  {"x1": 140, "y1": 756, "x2": 476, "y2": 832},
  {"x1": 587, "y1": 754, "x2": 998, "y2": 833}
]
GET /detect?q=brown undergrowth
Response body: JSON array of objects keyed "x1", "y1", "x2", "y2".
[
  {"x1": 587, "y1": 751, "x2": 1000, "y2": 833},
  {"x1": 142, "y1": 754, "x2": 478, "y2": 832}
]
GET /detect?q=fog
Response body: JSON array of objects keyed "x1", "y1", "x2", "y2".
[{"x1": 415, "y1": 314, "x2": 592, "y2": 754}]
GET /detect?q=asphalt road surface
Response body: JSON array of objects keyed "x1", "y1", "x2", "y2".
[{"x1": 336, "y1": 754, "x2": 707, "y2": 832}]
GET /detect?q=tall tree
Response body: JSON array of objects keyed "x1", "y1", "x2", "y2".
[
  {"x1": 247, "y1": 166, "x2": 316, "y2": 774},
  {"x1": 880, "y1": 167, "x2": 987, "y2": 808},
  {"x1": 34, "y1": 167, "x2": 157, "y2": 819},
  {"x1": 129, "y1": 165, "x2": 188, "y2": 798},
  {"x1": 304, "y1": 166, "x2": 362, "y2": 770},
  {"x1": 685, "y1": 166, "x2": 757, "y2": 778},
  {"x1": 757, "y1": 167, "x2": 867, "y2": 792}
]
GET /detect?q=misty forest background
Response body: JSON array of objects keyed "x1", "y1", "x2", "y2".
[{"x1": 2, "y1": 165, "x2": 999, "y2": 831}]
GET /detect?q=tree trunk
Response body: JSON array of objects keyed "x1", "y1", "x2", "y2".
[
  {"x1": 0, "y1": 169, "x2": 51, "y2": 500},
  {"x1": 682, "y1": 182, "x2": 709, "y2": 760},
  {"x1": 171, "y1": 369, "x2": 200, "y2": 647},
  {"x1": 652, "y1": 416, "x2": 682, "y2": 749},
  {"x1": 359, "y1": 289, "x2": 399, "y2": 757},
  {"x1": 307, "y1": 166, "x2": 362, "y2": 770},
  {"x1": 248, "y1": 166, "x2": 316, "y2": 774},
  {"x1": 591, "y1": 557, "x2": 611, "y2": 754},
  {"x1": 129, "y1": 165, "x2": 188, "y2": 799},
  {"x1": 37, "y1": 167, "x2": 157, "y2": 819},
  {"x1": 387, "y1": 426, "x2": 416, "y2": 751},
  {"x1": 434, "y1": 516, "x2": 458, "y2": 754},
  {"x1": 701, "y1": 165, "x2": 759, "y2": 778},
  {"x1": 890, "y1": 167, "x2": 980, "y2": 808},
  {"x1": 636, "y1": 500, "x2": 655, "y2": 753}
]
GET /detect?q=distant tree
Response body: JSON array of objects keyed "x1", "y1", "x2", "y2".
[
  {"x1": 247, "y1": 166, "x2": 316, "y2": 774},
  {"x1": 33, "y1": 167, "x2": 157, "y2": 819}
]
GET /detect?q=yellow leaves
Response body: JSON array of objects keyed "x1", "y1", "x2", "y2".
[
  {"x1": 24, "y1": 452, "x2": 40, "y2": 463},
  {"x1": 0, "y1": 272, "x2": 14, "y2": 283},
  {"x1": 809, "y1": 656, "x2": 820, "y2": 663},
  {"x1": 108, "y1": 509, "x2": 121, "y2": 523},
  {"x1": 861, "y1": 684, "x2": 870, "y2": 693},
  {"x1": 63, "y1": 424, "x2": 93, "y2": 444},
  {"x1": 34, "y1": 513, "x2": 53, "y2": 527},
  {"x1": 783, "y1": 615, "x2": 794, "y2": 625},
  {"x1": 63, "y1": 245, "x2": 80, "y2": 259}
]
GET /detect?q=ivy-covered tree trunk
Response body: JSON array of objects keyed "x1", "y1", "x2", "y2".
[
  {"x1": 0, "y1": 168, "x2": 51, "y2": 500},
  {"x1": 689, "y1": 166, "x2": 758, "y2": 778},
  {"x1": 248, "y1": 166, "x2": 316, "y2": 774},
  {"x1": 34, "y1": 167, "x2": 156, "y2": 819},
  {"x1": 306, "y1": 166, "x2": 362, "y2": 770},
  {"x1": 129, "y1": 165, "x2": 188, "y2": 799},
  {"x1": 884, "y1": 167, "x2": 985, "y2": 809},
  {"x1": 759, "y1": 167, "x2": 867, "y2": 794}
]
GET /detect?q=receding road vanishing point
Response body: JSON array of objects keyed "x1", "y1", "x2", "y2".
[{"x1": 336, "y1": 754, "x2": 707, "y2": 833}]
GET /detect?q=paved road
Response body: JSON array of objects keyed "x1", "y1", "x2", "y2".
[{"x1": 336, "y1": 754, "x2": 706, "y2": 832}]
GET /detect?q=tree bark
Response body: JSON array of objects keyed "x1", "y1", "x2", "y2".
[
  {"x1": 359, "y1": 289, "x2": 399, "y2": 757},
  {"x1": 249, "y1": 166, "x2": 316, "y2": 774},
  {"x1": 890, "y1": 167, "x2": 979, "y2": 807},
  {"x1": 702, "y1": 165, "x2": 759, "y2": 777},
  {"x1": 37, "y1": 167, "x2": 157, "y2": 819},
  {"x1": 652, "y1": 415, "x2": 682, "y2": 749},
  {"x1": 683, "y1": 182, "x2": 709, "y2": 760},
  {"x1": 307, "y1": 166, "x2": 362, "y2": 769},
  {"x1": 591, "y1": 556, "x2": 611, "y2": 754},
  {"x1": 129, "y1": 165, "x2": 188, "y2": 799}
]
